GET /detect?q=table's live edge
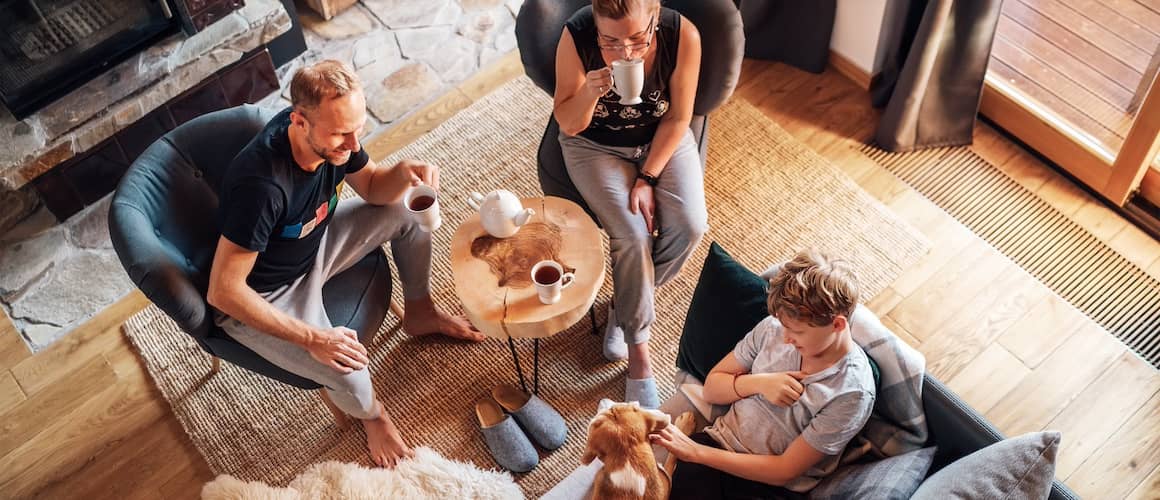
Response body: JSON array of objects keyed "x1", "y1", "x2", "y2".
[{"x1": 450, "y1": 196, "x2": 605, "y2": 340}]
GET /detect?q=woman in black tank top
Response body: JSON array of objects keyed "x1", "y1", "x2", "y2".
[{"x1": 554, "y1": 0, "x2": 707, "y2": 411}]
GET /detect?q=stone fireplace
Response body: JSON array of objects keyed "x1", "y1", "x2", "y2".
[
  {"x1": 0, "y1": 0, "x2": 293, "y2": 350},
  {"x1": 0, "y1": 0, "x2": 176, "y2": 120}
]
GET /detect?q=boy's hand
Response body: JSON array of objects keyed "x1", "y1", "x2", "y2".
[
  {"x1": 757, "y1": 371, "x2": 806, "y2": 407},
  {"x1": 650, "y1": 423, "x2": 706, "y2": 463}
]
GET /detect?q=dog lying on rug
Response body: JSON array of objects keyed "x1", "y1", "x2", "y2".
[
  {"x1": 201, "y1": 447, "x2": 522, "y2": 500},
  {"x1": 582, "y1": 400, "x2": 696, "y2": 500}
]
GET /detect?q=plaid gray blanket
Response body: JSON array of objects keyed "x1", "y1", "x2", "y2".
[{"x1": 844, "y1": 304, "x2": 929, "y2": 459}]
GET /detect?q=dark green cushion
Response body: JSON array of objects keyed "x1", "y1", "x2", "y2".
[
  {"x1": 676, "y1": 242, "x2": 771, "y2": 381},
  {"x1": 676, "y1": 242, "x2": 884, "y2": 391}
]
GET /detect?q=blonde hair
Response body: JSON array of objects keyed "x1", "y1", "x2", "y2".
[
  {"x1": 767, "y1": 250, "x2": 860, "y2": 327},
  {"x1": 592, "y1": 0, "x2": 660, "y2": 19},
  {"x1": 290, "y1": 60, "x2": 361, "y2": 116}
]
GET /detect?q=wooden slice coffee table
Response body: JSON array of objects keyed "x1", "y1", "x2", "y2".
[{"x1": 450, "y1": 196, "x2": 605, "y2": 393}]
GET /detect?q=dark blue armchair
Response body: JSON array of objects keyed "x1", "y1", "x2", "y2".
[
  {"x1": 515, "y1": 0, "x2": 745, "y2": 219},
  {"x1": 108, "y1": 104, "x2": 394, "y2": 425}
]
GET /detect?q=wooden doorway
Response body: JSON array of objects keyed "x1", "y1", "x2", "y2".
[{"x1": 981, "y1": 0, "x2": 1160, "y2": 215}]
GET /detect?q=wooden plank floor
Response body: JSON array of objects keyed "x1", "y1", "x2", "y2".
[
  {"x1": 991, "y1": 0, "x2": 1160, "y2": 175},
  {"x1": 3, "y1": 52, "x2": 1160, "y2": 498}
]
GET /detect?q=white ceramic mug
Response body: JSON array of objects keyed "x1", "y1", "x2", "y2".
[
  {"x1": 611, "y1": 58, "x2": 644, "y2": 105},
  {"x1": 404, "y1": 184, "x2": 441, "y2": 232},
  {"x1": 531, "y1": 260, "x2": 575, "y2": 305}
]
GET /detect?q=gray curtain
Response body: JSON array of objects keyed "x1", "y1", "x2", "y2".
[
  {"x1": 873, "y1": 0, "x2": 1003, "y2": 152},
  {"x1": 734, "y1": 0, "x2": 836, "y2": 74}
]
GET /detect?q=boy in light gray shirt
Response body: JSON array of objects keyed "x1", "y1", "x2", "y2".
[{"x1": 651, "y1": 250, "x2": 876, "y2": 497}]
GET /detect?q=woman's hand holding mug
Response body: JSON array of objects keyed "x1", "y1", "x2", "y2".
[{"x1": 584, "y1": 67, "x2": 614, "y2": 100}]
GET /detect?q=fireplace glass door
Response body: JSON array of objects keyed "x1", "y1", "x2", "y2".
[{"x1": 0, "y1": 0, "x2": 177, "y2": 119}]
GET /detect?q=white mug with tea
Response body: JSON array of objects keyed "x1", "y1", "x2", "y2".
[
  {"x1": 531, "y1": 260, "x2": 575, "y2": 305},
  {"x1": 611, "y1": 58, "x2": 644, "y2": 105},
  {"x1": 404, "y1": 184, "x2": 441, "y2": 232}
]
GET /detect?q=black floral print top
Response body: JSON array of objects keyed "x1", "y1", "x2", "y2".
[{"x1": 564, "y1": 6, "x2": 681, "y2": 148}]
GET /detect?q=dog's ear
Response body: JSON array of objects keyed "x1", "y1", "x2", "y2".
[
  {"x1": 581, "y1": 439, "x2": 602, "y2": 465},
  {"x1": 582, "y1": 419, "x2": 607, "y2": 465},
  {"x1": 597, "y1": 398, "x2": 616, "y2": 413},
  {"x1": 581, "y1": 446, "x2": 597, "y2": 465},
  {"x1": 642, "y1": 409, "x2": 672, "y2": 434}
]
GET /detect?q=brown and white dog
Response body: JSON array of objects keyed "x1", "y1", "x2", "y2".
[{"x1": 581, "y1": 400, "x2": 696, "y2": 500}]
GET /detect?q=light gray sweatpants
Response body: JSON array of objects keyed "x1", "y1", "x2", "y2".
[
  {"x1": 215, "y1": 197, "x2": 431, "y2": 419},
  {"x1": 559, "y1": 130, "x2": 708, "y2": 345}
]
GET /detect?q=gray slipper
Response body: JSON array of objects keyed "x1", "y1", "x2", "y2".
[
  {"x1": 476, "y1": 398, "x2": 538, "y2": 473},
  {"x1": 493, "y1": 384, "x2": 568, "y2": 450}
]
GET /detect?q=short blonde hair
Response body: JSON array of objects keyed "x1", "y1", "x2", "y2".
[
  {"x1": 767, "y1": 250, "x2": 860, "y2": 327},
  {"x1": 592, "y1": 0, "x2": 660, "y2": 19},
  {"x1": 290, "y1": 60, "x2": 361, "y2": 116}
]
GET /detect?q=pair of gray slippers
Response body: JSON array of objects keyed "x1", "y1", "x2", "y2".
[{"x1": 475, "y1": 384, "x2": 567, "y2": 473}]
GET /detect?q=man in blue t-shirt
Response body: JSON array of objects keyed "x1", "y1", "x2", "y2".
[{"x1": 208, "y1": 60, "x2": 484, "y2": 468}]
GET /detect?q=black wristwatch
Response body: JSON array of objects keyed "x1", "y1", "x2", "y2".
[{"x1": 636, "y1": 171, "x2": 659, "y2": 187}]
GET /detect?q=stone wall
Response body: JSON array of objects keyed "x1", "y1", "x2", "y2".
[
  {"x1": 259, "y1": 0, "x2": 521, "y2": 137},
  {"x1": 0, "y1": 0, "x2": 291, "y2": 351}
]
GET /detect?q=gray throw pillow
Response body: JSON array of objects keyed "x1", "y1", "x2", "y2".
[
  {"x1": 808, "y1": 447, "x2": 936, "y2": 500},
  {"x1": 911, "y1": 431, "x2": 1061, "y2": 500}
]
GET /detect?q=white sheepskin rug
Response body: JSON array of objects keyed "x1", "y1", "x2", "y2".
[{"x1": 201, "y1": 447, "x2": 523, "y2": 499}]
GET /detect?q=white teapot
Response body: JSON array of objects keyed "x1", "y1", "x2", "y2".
[{"x1": 467, "y1": 190, "x2": 536, "y2": 238}]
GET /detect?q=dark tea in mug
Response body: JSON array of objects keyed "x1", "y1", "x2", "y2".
[
  {"x1": 409, "y1": 195, "x2": 436, "y2": 211},
  {"x1": 534, "y1": 265, "x2": 561, "y2": 285}
]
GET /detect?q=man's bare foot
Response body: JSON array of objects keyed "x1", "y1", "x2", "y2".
[
  {"x1": 363, "y1": 401, "x2": 415, "y2": 468},
  {"x1": 402, "y1": 297, "x2": 486, "y2": 342}
]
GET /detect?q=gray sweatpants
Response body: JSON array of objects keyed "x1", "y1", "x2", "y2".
[
  {"x1": 559, "y1": 130, "x2": 708, "y2": 345},
  {"x1": 215, "y1": 197, "x2": 431, "y2": 419}
]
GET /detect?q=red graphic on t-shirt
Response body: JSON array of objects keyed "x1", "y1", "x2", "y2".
[{"x1": 315, "y1": 200, "x2": 330, "y2": 221}]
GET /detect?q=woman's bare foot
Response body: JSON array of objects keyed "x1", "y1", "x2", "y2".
[
  {"x1": 363, "y1": 401, "x2": 415, "y2": 468},
  {"x1": 402, "y1": 297, "x2": 485, "y2": 341}
]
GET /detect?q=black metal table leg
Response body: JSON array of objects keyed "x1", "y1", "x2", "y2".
[
  {"x1": 507, "y1": 336, "x2": 528, "y2": 393},
  {"x1": 533, "y1": 338, "x2": 540, "y2": 395}
]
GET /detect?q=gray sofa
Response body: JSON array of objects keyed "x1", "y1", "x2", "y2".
[
  {"x1": 921, "y1": 375, "x2": 1077, "y2": 499},
  {"x1": 544, "y1": 308, "x2": 1080, "y2": 499}
]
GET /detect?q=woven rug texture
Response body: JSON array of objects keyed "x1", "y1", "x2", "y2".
[{"x1": 123, "y1": 76, "x2": 929, "y2": 496}]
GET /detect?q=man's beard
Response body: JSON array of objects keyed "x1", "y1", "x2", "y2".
[{"x1": 306, "y1": 134, "x2": 351, "y2": 164}]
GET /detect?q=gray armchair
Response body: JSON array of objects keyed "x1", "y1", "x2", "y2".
[
  {"x1": 108, "y1": 105, "x2": 393, "y2": 424},
  {"x1": 515, "y1": 0, "x2": 744, "y2": 219}
]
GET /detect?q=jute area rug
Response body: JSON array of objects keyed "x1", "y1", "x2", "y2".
[{"x1": 123, "y1": 76, "x2": 929, "y2": 497}]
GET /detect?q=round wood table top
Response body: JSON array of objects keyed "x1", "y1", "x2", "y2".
[{"x1": 449, "y1": 196, "x2": 605, "y2": 339}]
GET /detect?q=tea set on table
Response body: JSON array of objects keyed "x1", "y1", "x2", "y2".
[
  {"x1": 401, "y1": 54, "x2": 647, "y2": 304},
  {"x1": 406, "y1": 185, "x2": 577, "y2": 306}
]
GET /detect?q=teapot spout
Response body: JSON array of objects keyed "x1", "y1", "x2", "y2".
[{"x1": 514, "y1": 208, "x2": 535, "y2": 226}]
